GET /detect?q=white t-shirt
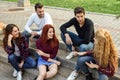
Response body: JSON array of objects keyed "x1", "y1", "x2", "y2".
[{"x1": 25, "y1": 12, "x2": 53, "y2": 35}]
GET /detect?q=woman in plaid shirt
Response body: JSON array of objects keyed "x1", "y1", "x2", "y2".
[{"x1": 3, "y1": 24, "x2": 36, "y2": 80}]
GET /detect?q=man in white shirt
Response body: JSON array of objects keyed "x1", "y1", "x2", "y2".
[{"x1": 23, "y1": 2, "x2": 53, "y2": 41}]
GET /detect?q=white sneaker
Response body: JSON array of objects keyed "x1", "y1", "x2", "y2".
[
  {"x1": 12, "y1": 69, "x2": 18, "y2": 77},
  {"x1": 66, "y1": 71, "x2": 78, "y2": 80},
  {"x1": 66, "y1": 52, "x2": 74, "y2": 59},
  {"x1": 17, "y1": 71, "x2": 22, "y2": 80}
]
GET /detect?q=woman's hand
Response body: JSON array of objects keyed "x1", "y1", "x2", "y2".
[
  {"x1": 8, "y1": 34, "x2": 13, "y2": 41},
  {"x1": 8, "y1": 34, "x2": 13, "y2": 46},
  {"x1": 36, "y1": 49, "x2": 44, "y2": 56},
  {"x1": 77, "y1": 52, "x2": 87, "y2": 56},
  {"x1": 48, "y1": 58, "x2": 61, "y2": 66},
  {"x1": 72, "y1": 51, "x2": 78, "y2": 56},
  {"x1": 55, "y1": 60, "x2": 61, "y2": 66},
  {"x1": 19, "y1": 60, "x2": 24, "y2": 68},
  {"x1": 36, "y1": 49, "x2": 50, "y2": 57},
  {"x1": 85, "y1": 61, "x2": 99, "y2": 69}
]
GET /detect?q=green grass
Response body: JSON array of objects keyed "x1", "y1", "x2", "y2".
[{"x1": 5, "y1": 0, "x2": 120, "y2": 15}]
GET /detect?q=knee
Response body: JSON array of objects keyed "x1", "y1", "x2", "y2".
[
  {"x1": 60, "y1": 33, "x2": 65, "y2": 40},
  {"x1": 8, "y1": 54, "x2": 15, "y2": 62},
  {"x1": 40, "y1": 72, "x2": 47, "y2": 77},
  {"x1": 31, "y1": 61, "x2": 36, "y2": 67},
  {"x1": 79, "y1": 44, "x2": 86, "y2": 52},
  {"x1": 52, "y1": 68, "x2": 58, "y2": 75},
  {"x1": 99, "y1": 74, "x2": 108, "y2": 80},
  {"x1": 77, "y1": 57, "x2": 86, "y2": 65}
]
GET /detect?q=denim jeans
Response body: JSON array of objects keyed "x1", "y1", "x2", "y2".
[
  {"x1": 75, "y1": 55, "x2": 108, "y2": 80},
  {"x1": 22, "y1": 30, "x2": 40, "y2": 43},
  {"x1": 61, "y1": 31, "x2": 94, "y2": 52},
  {"x1": 75, "y1": 55, "x2": 96, "y2": 73},
  {"x1": 8, "y1": 54, "x2": 36, "y2": 71},
  {"x1": 98, "y1": 72, "x2": 108, "y2": 80}
]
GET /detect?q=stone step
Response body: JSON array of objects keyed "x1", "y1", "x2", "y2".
[
  {"x1": 0, "y1": 35, "x2": 120, "y2": 80},
  {"x1": 0, "y1": 46, "x2": 84, "y2": 80},
  {"x1": 57, "y1": 49, "x2": 120, "y2": 80},
  {"x1": 0, "y1": 61, "x2": 66, "y2": 80},
  {"x1": 0, "y1": 45, "x2": 120, "y2": 80}
]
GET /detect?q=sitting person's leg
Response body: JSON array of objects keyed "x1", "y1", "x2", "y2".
[
  {"x1": 8, "y1": 54, "x2": 21, "y2": 72},
  {"x1": 61, "y1": 31, "x2": 82, "y2": 59},
  {"x1": 22, "y1": 30, "x2": 40, "y2": 43},
  {"x1": 99, "y1": 72, "x2": 108, "y2": 80},
  {"x1": 67, "y1": 56, "x2": 95, "y2": 80},
  {"x1": 76, "y1": 56, "x2": 95, "y2": 80},
  {"x1": 45, "y1": 64, "x2": 58, "y2": 79},
  {"x1": 22, "y1": 56, "x2": 36, "y2": 68},
  {"x1": 37, "y1": 65, "x2": 47, "y2": 80},
  {"x1": 79, "y1": 42, "x2": 94, "y2": 52},
  {"x1": 75, "y1": 56, "x2": 95, "y2": 74},
  {"x1": 8, "y1": 54, "x2": 22, "y2": 80},
  {"x1": 22, "y1": 30, "x2": 31, "y2": 43}
]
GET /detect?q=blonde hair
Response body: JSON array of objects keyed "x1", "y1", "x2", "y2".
[{"x1": 93, "y1": 28, "x2": 118, "y2": 71}]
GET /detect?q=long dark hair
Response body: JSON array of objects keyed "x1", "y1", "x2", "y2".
[
  {"x1": 40, "y1": 24, "x2": 58, "y2": 48},
  {"x1": 3, "y1": 24, "x2": 21, "y2": 50}
]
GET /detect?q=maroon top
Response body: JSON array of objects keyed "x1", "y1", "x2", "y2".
[
  {"x1": 86, "y1": 50, "x2": 115, "y2": 77},
  {"x1": 36, "y1": 39, "x2": 59, "y2": 61}
]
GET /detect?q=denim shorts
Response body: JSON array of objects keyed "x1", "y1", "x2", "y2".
[{"x1": 37, "y1": 56, "x2": 56, "y2": 67}]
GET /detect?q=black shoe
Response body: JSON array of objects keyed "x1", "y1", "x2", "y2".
[{"x1": 86, "y1": 73, "x2": 94, "y2": 80}]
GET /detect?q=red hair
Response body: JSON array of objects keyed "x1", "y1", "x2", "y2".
[{"x1": 40, "y1": 24, "x2": 58, "y2": 48}]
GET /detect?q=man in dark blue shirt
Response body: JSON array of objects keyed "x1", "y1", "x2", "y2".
[{"x1": 60, "y1": 6, "x2": 94, "y2": 60}]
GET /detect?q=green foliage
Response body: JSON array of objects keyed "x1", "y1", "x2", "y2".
[{"x1": 5, "y1": 0, "x2": 120, "y2": 15}]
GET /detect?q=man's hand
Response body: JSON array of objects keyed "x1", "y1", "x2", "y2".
[
  {"x1": 65, "y1": 33, "x2": 72, "y2": 45},
  {"x1": 30, "y1": 31, "x2": 38, "y2": 41}
]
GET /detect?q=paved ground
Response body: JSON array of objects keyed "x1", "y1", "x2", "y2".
[
  {"x1": 0, "y1": 1, "x2": 120, "y2": 79},
  {"x1": 0, "y1": 1, "x2": 120, "y2": 51}
]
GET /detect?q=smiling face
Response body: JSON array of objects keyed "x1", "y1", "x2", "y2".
[
  {"x1": 11, "y1": 27, "x2": 19, "y2": 39},
  {"x1": 47, "y1": 28, "x2": 54, "y2": 39},
  {"x1": 36, "y1": 7, "x2": 44, "y2": 18},
  {"x1": 75, "y1": 13, "x2": 85, "y2": 24}
]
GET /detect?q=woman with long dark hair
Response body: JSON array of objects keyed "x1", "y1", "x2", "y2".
[{"x1": 3, "y1": 24, "x2": 36, "y2": 80}]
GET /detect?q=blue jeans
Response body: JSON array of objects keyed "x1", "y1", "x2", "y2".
[
  {"x1": 75, "y1": 55, "x2": 96, "y2": 73},
  {"x1": 61, "y1": 31, "x2": 94, "y2": 52},
  {"x1": 8, "y1": 54, "x2": 36, "y2": 71},
  {"x1": 22, "y1": 30, "x2": 40, "y2": 43},
  {"x1": 75, "y1": 55, "x2": 108, "y2": 80},
  {"x1": 98, "y1": 72, "x2": 108, "y2": 80}
]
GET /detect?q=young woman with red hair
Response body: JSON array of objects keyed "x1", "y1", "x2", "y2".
[{"x1": 35, "y1": 24, "x2": 61, "y2": 80}]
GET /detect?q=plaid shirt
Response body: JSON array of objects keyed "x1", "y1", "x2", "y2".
[
  {"x1": 5, "y1": 35, "x2": 29, "y2": 60},
  {"x1": 86, "y1": 50, "x2": 115, "y2": 77}
]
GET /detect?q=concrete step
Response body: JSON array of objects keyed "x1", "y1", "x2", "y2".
[
  {"x1": 0, "y1": 61, "x2": 66, "y2": 80},
  {"x1": 57, "y1": 49, "x2": 120, "y2": 80},
  {"x1": 0, "y1": 45, "x2": 120, "y2": 80}
]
